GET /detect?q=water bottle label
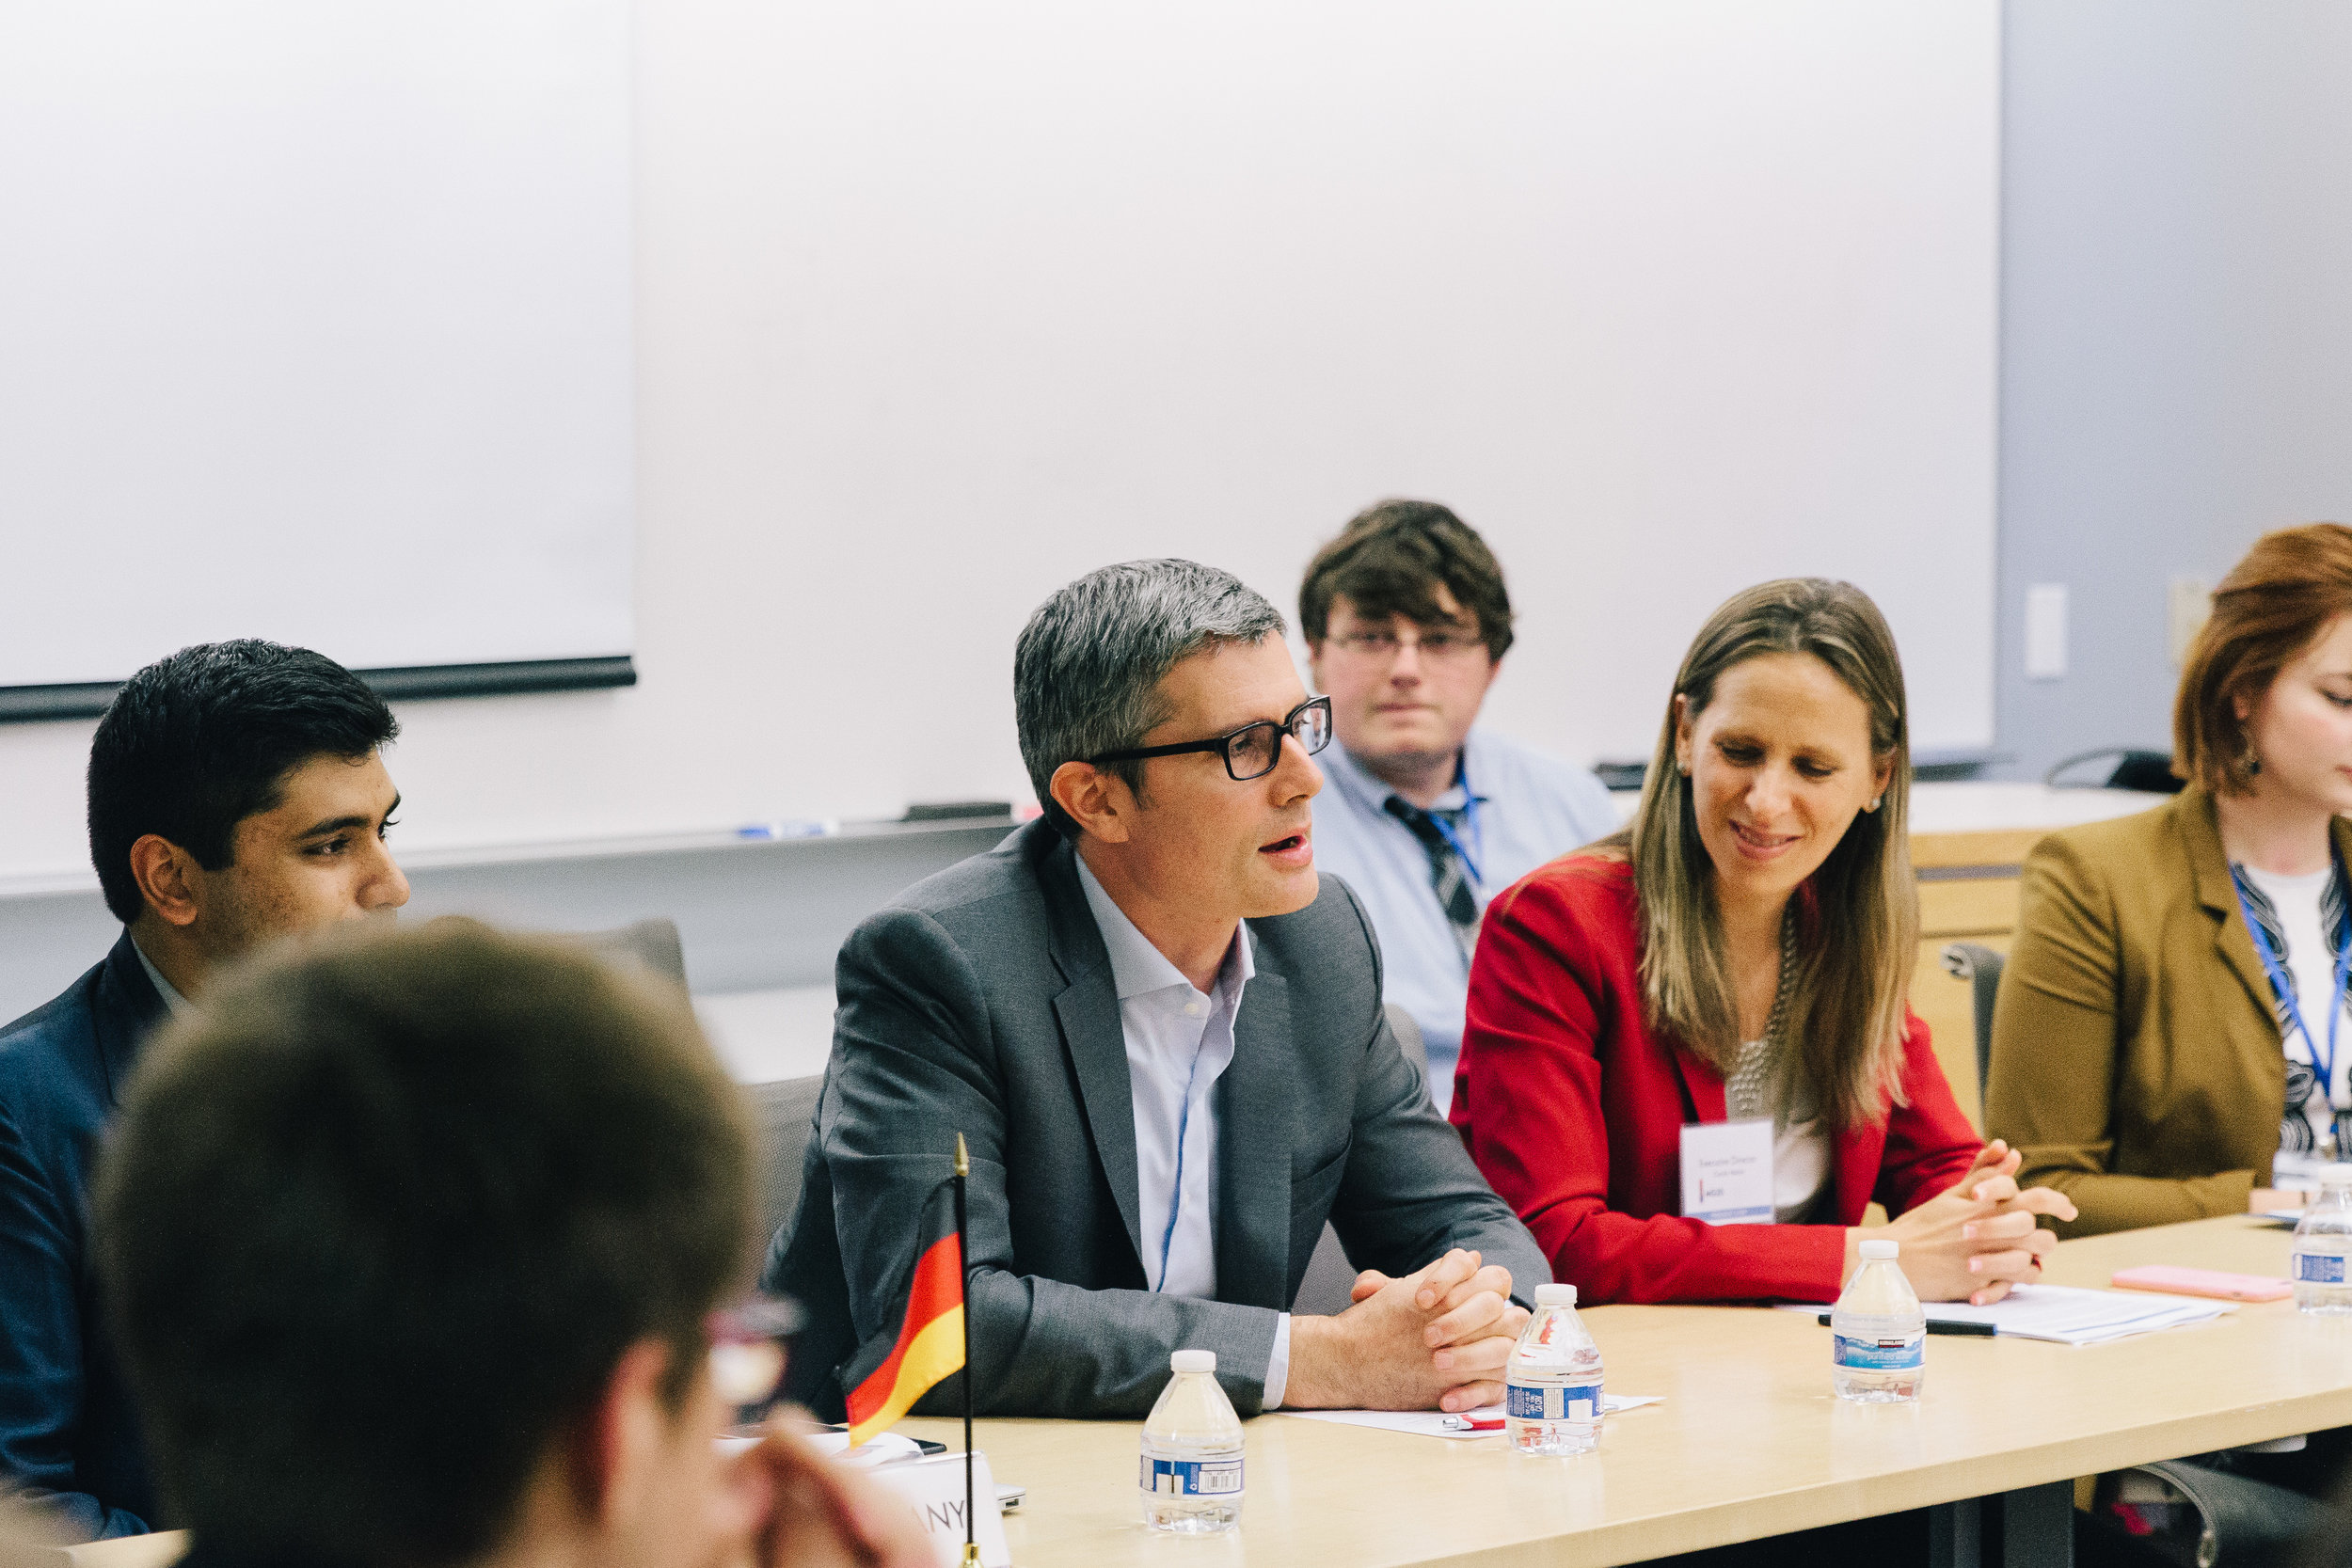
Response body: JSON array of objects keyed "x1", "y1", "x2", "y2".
[
  {"x1": 1505, "y1": 1381, "x2": 1604, "y2": 1421},
  {"x1": 2296, "y1": 1252, "x2": 2347, "y2": 1284},
  {"x1": 1139, "y1": 1456, "x2": 1244, "y2": 1497},
  {"x1": 1833, "y1": 1333, "x2": 1924, "y2": 1370}
]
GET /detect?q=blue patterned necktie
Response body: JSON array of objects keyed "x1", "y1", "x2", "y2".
[{"x1": 1384, "y1": 797, "x2": 1480, "y2": 963}]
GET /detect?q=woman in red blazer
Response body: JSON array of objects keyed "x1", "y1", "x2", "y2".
[{"x1": 1452, "y1": 579, "x2": 2074, "y2": 1305}]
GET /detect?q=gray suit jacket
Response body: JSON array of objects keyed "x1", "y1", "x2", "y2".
[{"x1": 764, "y1": 819, "x2": 1548, "y2": 1419}]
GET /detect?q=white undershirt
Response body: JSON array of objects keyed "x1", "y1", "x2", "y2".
[
  {"x1": 2237, "y1": 863, "x2": 2352, "y2": 1143},
  {"x1": 1740, "y1": 1039, "x2": 1832, "y2": 1223}
]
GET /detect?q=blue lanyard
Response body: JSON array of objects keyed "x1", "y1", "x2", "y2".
[
  {"x1": 1154, "y1": 1078, "x2": 1197, "y2": 1293},
  {"x1": 1153, "y1": 988, "x2": 1223, "y2": 1292},
  {"x1": 2232, "y1": 874, "x2": 2350, "y2": 1104},
  {"x1": 1424, "y1": 762, "x2": 1487, "y2": 887}
]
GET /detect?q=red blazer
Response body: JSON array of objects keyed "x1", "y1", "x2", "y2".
[{"x1": 1449, "y1": 855, "x2": 1979, "y2": 1305}]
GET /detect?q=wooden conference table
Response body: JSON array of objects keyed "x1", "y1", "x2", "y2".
[
  {"x1": 63, "y1": 1215, "x2": 2351, "y2": 1568},
  {"x1": 898, "y1": 1215, "x2": 2352, "y2": 1568}
]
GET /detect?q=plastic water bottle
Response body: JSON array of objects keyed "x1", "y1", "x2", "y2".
[
  {"x1": 1832, "y1": 1238, "x2": 1925, "y2": 1403},
  {"x1": 1139, "y1": 1350, "x2": 1244, "y2": 1533},
  {"x1": 2292, "y1": 1164, "x2": 2352, "y2": 1314},
  {"x1": 1504, "y1": 1283, "x2": 1605, "y2": 1456}
]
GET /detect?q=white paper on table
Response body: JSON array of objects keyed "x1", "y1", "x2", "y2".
[
  {"x1": 1279, "y1": 1395, "x2": 1661, "y2": 1441},
  {"x1": 1778, "y1": 1283, "x2": 2233, "y2": 1345}
]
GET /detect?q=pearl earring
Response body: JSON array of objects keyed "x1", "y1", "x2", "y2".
[{"x1": 1867, "y1": 795, "x2": 1883, "y2": 811}]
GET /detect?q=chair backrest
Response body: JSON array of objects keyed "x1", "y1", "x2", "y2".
[
  {"x1": 1291, "y1": 1223, "x2": 1359, "y2": 1317},
  {"x1": 1385, "y1": 1002, "x2": 1429, "y2": 1077},
  {"x1": 1939, "y1": 941, "x2": 2006, "y2": 1101},
  {"x1": 564, "y1": 917, "x2": 689, "y2": 989},
  {"x1": 743, "y1": 1073, "x2": 826, "y2": 1249}
]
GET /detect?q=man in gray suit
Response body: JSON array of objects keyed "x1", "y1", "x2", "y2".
[{"x1": 768, "y1": 560, "x2": 1549, "y2": 1420}]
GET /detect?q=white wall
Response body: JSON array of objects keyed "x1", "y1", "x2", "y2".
[{"x1": 0, "y1": 1, "x2": 1997, "y2": 885}]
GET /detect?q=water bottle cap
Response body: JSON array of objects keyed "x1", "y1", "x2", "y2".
[
  {"x1": 1534, "y1": 1283, "x2": 1578, "y2": 1307},
  {"x1": 1858, "y1": 1239, "x2": 1899, "y2": 1261},
  {"x1": 1169, "y1": 1350, "x2": 1216, "y2": 1375}
]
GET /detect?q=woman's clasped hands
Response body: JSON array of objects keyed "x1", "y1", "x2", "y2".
[{"x1": 1849, "y1": 1140, "x2": 2077, "y2": 1306}]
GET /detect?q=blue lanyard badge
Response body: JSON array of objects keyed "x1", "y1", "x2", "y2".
[{"x1": 2233, "y1": 876, "x2": 2351, "y2": 1102}]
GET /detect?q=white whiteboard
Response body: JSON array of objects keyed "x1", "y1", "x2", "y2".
[{"x1": 0, "y1": 1, "x2": 633, "y2": 688}]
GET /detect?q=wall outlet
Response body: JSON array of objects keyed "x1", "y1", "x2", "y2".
[
  {"x1": 2169, "y1": 578, "x2": 2210, "y2": 669},
  {"x1": 2025, "y1": 583, "x2": 2068, "y2": 680}
]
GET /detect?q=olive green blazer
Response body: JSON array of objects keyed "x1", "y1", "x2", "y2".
[{"x1": 1985, "y1": 784, "x2": 2352, "y2": 1237}]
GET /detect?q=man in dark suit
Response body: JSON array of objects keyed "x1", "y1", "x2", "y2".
[
  {"x1": 0, "y1": 641, "x2": 408, "y2": 1539},
  {"x1": 770, "y1": 560, "x2": 1549, "y2": 1420}
]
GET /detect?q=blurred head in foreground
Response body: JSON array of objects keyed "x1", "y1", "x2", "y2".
[{"x1": 95, "y1": 919, "x2": 764, "y2": 1568}]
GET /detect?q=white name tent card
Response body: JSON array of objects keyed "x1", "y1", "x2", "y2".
[
  {"x1": 1680, "y1": 1118, "x2": 1774, "y2": 1225},
  {"x1": 866, "y1": 1450, "x2": 1012, "y2": 1567}
]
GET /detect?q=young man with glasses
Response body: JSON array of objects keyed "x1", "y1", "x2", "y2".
[
  {"x1": 770, "y1": 559, "x2": 1547, "y2": 1421},
  {"x1": 1301, "y1": 501, "x2": 1619, "y2": 1110},
  {"x1": 95, "y1": 920, "x2": 930, "y2": 1568}
]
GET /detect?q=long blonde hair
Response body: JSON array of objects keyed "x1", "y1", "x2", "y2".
[{"x1": 1623, "y1": 578, "x2": 1917, "y2": 1130}]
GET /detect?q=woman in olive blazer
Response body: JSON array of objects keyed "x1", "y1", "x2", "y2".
[
  {"x1": 1986, "y1": 785, "x2": 2352, "y2": 1236},
  {"x1": 1990, "y1": 522, "x2": 2352, "y2": 1236}
]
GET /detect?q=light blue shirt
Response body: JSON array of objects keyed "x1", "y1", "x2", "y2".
[
  {"x1": 1310, "y1": 726, "x2": 1619, "y2": 1110},
  {"x1": 1073, "y1": 857, "x2": 1292, "y2": 1406},
  {"x1": 130, "y1": 936, "x2": 192, "y2": 1017}
]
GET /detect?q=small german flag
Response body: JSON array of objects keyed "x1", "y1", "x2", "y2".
[{"x1": 844, "y1": 1167, "x2": 966, "y2": 1447}]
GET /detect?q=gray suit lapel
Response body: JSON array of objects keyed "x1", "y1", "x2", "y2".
[
  {"x1": 1216, "y1": 967, "x2": 1294, "y2": 1310},
  {"x1": 1053, "y1": 973, "x2": 1145, "y2": 1271},
  {"x1": 1038, "y1": 836, "x2": 1147, "y2": 1272}
]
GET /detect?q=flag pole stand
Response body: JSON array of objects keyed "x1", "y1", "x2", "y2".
[{"x1": 956, "y1": 1132, "x2": 977, "y2": 1567}]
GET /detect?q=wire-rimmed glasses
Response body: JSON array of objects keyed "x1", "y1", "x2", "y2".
[{"x1": 1322, "y1": 627, "x2": 1488, "y2": 663}]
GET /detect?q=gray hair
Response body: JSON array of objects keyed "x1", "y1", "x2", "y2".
[{"x1": 1016, "y1": 560, "x2": 1286, "y2": 839}]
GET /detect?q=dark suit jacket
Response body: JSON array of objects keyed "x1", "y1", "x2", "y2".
[
  {"x1": 0, "y1": 933, "x2": 164, "y2": 1539},
  {"x1": 765, "y1": 820, "x2": 1548, "y2": 1419}
]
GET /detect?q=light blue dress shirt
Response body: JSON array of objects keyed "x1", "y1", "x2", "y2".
[
  {"x1": 1309, "y1": 726, "x2": 1620, "y2": 1111},
  {"x1": 1073, "y1": 857, "x2": 1292, "y2": 1406}
]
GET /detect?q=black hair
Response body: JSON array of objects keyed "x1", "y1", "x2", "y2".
[
  {"x1": 95, "y1": 919, "x2": 754, "y2": 1565},
  {"x1": 86, "y1": 641, "x2": 399, "y2": 923},
  {"x1": 1298, "y1": 499, "x2": 1517, "y2": 661}
]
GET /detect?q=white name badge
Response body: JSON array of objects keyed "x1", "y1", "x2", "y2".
[
  {"x1": 868, "y1": 1449, "x2": 1013, "y2": 1568},
  {"x1": 1680, "y1": 1117, "x2": 1774, "y2": 1225}
]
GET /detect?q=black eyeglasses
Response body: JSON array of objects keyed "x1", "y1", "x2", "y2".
[{"x1": 1090, "y1": 696, "x2": 1333, "y2": 783}]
